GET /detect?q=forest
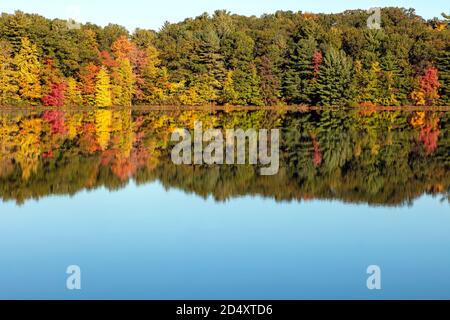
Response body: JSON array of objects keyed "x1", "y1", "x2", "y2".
[{"x1": 0, "y1": 8, "x2": 449, "y2": 107}]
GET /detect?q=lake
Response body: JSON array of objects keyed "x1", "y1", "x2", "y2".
[{"x1": 0, "y1": 108, "x2": 449, "y2": 299}]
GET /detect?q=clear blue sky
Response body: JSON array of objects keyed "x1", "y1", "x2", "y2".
[{"x1": 0, "y1": 0, "x2": 448, "y2": 31}]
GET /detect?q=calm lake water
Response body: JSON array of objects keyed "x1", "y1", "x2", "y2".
[{"x1": 0, "y1": 108, "x2": 449, "y2": 299}]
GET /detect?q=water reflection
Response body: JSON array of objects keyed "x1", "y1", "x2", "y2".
[{"x1": 0, "y1": 108, "x2": 449, "y2": 206}]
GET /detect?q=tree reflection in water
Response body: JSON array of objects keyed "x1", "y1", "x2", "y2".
[{"x1": 0, "y1": 108, "x2": 448, "y2": 206}]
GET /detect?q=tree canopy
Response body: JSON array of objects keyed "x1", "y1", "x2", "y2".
[{"x1": 0, "y1": 8, "x2": 449, "y2": 107}]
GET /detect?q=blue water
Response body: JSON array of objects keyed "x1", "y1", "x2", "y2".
[{"x1": 0, "y1": 181, "x2": 449, "y2": 300}]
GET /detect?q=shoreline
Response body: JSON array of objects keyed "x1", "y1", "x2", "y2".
[{"x1": 1, "y1": 105, "x2": 450, "y2": 113}]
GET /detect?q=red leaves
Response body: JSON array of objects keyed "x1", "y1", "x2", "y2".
[
  {"x1": 412, "y1": 66, "x2": 441, "y2": 105},
  {"x1": 42, "y1": 110, "x2": 67, "y2": 135},
  {"x1": 419, "y1": 116, "x2": 441, "y2": 155},
  {"x1": 312, "y1": 51, "x2": 323, "y2": 78},
  {"x1": 42, "y1": 82, "x2": 67, "y2": 107},
  {"x1": 100, "y1": 50, "x2": 118, "y2": 68},
  {"x1": 419, "y1": 124, "x2": 440, "y2": 154},
  {"x1": 420, "y1": 66, "x2": 441, "y2": 97}
]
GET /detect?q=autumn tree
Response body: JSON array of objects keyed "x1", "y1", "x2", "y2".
[
  {"x1": 112, "y1": 58, "x2": 134, "y2": 106},
  {"x1": 0, "y1": 40, "x2": 19, "y2": 104},
  {"x1": 14, "y1": 37, "x2": 42, "y2": 103},
  {"x1": 95, "y1": 67, "x2": 112, "y2": 107},
  {"x1": 221, "y1": 71, "x2": 237, "y2": 105},
  {"x1": 411, "y1": 66, "x2": 441, "y2": 106},
  {"x1": 140, "y1": 45, "x2": 175, "y2": 104},
  {"x1": 79, "y1": 63, "x2": 100, "y2": 106},
  {"x1": 42, "y1": 82, "x2": 66, "y2": 107},
  {"x1": 65, "y1": 77, "x2": 83, "y2": 106}
]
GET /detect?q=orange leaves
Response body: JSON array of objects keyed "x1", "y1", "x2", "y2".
[
  {"x1": 112, "y1": 36, "x2": 136, "y2": 61},
  {"x1": 411, "y1": 90, "x2": 426, "y2": 106},
  {"x1": 79, "y1": 63, "x2": 100, "y2": 105},
  {"x1": 410, "y1": 111, "x2": 426, "y2": 128}
]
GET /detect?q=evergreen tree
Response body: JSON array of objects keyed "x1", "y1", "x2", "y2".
[
  {"x1": 1, "y1": 11, "x2": 29, "y2": 52},
  {"x1": 233, "y1": 64, "x2": 263, "y2": 106},
  {"x1": 257, "y1": 55, "x2": 282, "y2": 105},
  {"x1": 283, "y1": 37, "x2": 317, "y2": 104},
  {"x1": 316, "y1": 47, "x2": 354, "y2": 106},
  {"x1": 437, "y1": 46, "x2": 450, "y2": 104}
]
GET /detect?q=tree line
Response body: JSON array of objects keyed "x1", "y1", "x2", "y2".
[{"x1": 0, "y1": 8, "x2": 449, "y2": 107}]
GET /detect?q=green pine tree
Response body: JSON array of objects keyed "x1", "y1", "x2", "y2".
[
  {"x1": 282, "y1": 37, "x2": 317, "y2": 104},
  {"x1": 316, "y1": 47, "x2": 354, "y2": 106},
  {"x1": 437, "y1": 46, "x2": 450, "y2": 104}
]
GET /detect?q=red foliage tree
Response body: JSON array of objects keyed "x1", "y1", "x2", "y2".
[
  {"x1": 42, "y1": 82, "x2": 67, "y2": 107},
  {"x1": 312, "y1": 51, "x2": 323, "y2": 79},
  {"x1": 420, "y1": 66, "x2": 441, "y2": 97},
  {"x1": 99, "y1": 50, "x2": 118, "y2": 68}
]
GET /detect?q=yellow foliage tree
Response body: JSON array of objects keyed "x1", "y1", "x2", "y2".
[
  {"x1": 65, "y1": 77, "x2": 83, "y2": 106},
  {"x1": 112, "y1": 58, "x2": 134, "y2": 106},
  {"x1": 95, "y1": 67, "x2": 112, "y2": 107},
  {"x1": 14, "y1": 37, "x2": 42, "y2": 103},
  {"x1": 0, "y1": 40, "x2": 19, "y2": 104}
]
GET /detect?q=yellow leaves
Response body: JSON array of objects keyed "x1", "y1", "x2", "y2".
[
  {"x1": 112, "y1": 58, "x2": 135, "y2": 107},
  {"x1": 65, "y1": 77, "x2": 83, "y2": 106},
  {"x1": 179, "y1": 74, "x2": 220, "y2": 106},
  {"x1": 14, "y1": 37, "x2": 42, "y2": 102},
  {"x1": 66, "y1": 112, "x2": 83, "y2": 140},
  {"x1": 144, "y1": 45, "x2": 162, "y2": 78},
  {"x1": 371, "y1": 144, "x2": 380, "y2": 156},
  {"x1": 16, "y1": 118, "x2": 42, "y2": 180},
  {"x1": 433, "y1": 22, "x2": 447, "y2": 31},
  {"x1": 95, "y1": 109, "x2": 112, "y2": 150},
  {"x1": 411, "y1": 89, "x2": 426, "y2": 106},
  {"x1": 410, "y1": 111, "x2": 426, "y2": 127},
  {"x1": 95, "y1": 67, "x2": 112, "y2": 107},
  {"x1": 0, "y1": 42, "x2": 19, "y2": 104}
]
